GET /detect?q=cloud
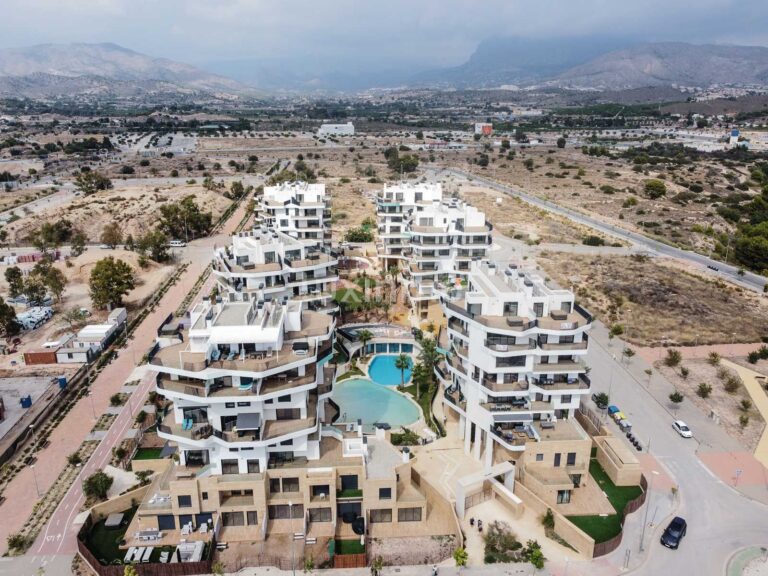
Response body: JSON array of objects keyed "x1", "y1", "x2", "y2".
[{"x1": 0, "y1": 0, "x2": 765, "y2": 70}]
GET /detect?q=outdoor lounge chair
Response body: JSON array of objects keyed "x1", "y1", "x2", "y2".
[{"x1": 141, "y1": 547, "x2": 152, "y2": 563}]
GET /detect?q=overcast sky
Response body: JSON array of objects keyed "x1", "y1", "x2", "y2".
[{"x1": 2, "y1": 0, "x2": 767, "y2": 70}]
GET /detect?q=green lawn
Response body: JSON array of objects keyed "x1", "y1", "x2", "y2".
[
  {"x1": 132, "y1": 447, "x2": 163, "y2": 460},
  {"x1": 336, "y1": 539, "x2": 365, "y2": 554},
  {"x1": 402, "y1": 381, "x2": 443, "y2": 436},
  {"x1": 85, "y1": 507, "x2": 136, "y2": 564},
  {"x1": 86, "y1": 506, "x2": 178, "y2": 564},
  {"x1": 567, "y1": 460, "x2": 643, "y2": 543}
]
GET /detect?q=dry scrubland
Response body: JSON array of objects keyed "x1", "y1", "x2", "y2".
[
  {"x1": 538, "y1": 253, "x2": 768, "y2": 346},
  {"x1": 444, "y1": 145, "x2": 750, "y2": 252},
  {"x1": 457, "y1": 183, "x2": 599, "y2": 244},
  {"x1": 655, "y1": 358, "x2": 765, "y2": 451},
  {"x1": 4, "y1": 183, "x2": 231, "y2": 243}
]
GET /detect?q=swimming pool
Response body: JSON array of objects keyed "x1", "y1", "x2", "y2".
[
  {"x1": 332, "y1": 378, "x2": 420, "y2": 426},
  {"x1": 368, "y1": 354, "x2": 412, "y2": 386}
]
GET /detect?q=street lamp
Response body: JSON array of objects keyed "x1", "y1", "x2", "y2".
[
  {"x1": 88, "y1": 391, "x2": 97, "y2": 420},
  {"x1": 639, "y1": 470, "x2": 660, "y2": 552},
  {"x1": 29, "y1": 424, "x2": 36, "y2": 453},
  {"x1": 30, "y1": 464, "x2": 41, "y2": 498}
]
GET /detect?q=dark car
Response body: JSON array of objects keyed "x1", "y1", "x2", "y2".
[
  {"x1": 591, "y1": 393, "x2": 608, "y2": 410},
  {"x1": 660, "y1": 516, "x2": 687, "y2": 549}
]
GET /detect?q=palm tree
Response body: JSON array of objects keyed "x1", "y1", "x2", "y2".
[
  {"x1": 357, "y1": 329, "x2": 373, "y2": 359},
  {"x1": 394, "y1": 353, "x2": 410, "y2": 390},
  {"x1": 411, "y1": 362, "x2": 429, "y2": 401},
  {"x1": 418, "y1": 337, "x2": 440, "y2": 395}
]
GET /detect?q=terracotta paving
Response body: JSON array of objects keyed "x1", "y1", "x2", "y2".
[
  {"x1": 698, "y1": 451, "x2": 768, "y2": 488},
  {"x1": 0, "y1": 201, "x2": 249, "y2": 556}
]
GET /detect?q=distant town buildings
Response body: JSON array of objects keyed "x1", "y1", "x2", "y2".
[
  {"x1": 474, "y1": 123, "x2": 493, "y2": 136},
  {"x1": 317, "y1": 122, "x2": 355, "y2": 136}
]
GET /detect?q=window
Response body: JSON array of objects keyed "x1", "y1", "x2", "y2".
[
  {"x1": 561, "y1": 395, "x2": 572, "y2": 404},
  {"x1": 225, "y1": 402, "x2": 235, "y2": 409},
  {"x1": 268, "y1": 504, "x2": 303, "y2": 519},
  {"x1": 229, "y1": 448, "x2": 239, "y2": 452},
  {"x1": 369, "y1": 509, "x2": 392, "y2": 523},
  {"x1": 309, "y1": 507, "x2": 332, "y2": 522},
  {"x1": 554, "y1": 453, "x2": 561, "y2": 468},
  {"x1": 237, "y1": 401, "x2": 251, "y2": 407},
  {"x1": 535, "y1": 453, "x2": 544, "y2": 462},
  {"x1": 398, "y1": 507, "x2": 422, "y2": 522},
  {"x1": 557, "y1": 490, "x2": 571, "y2": 504},
  {"x1": 221, "y1": 459, "x2": 239, "y2": 475},
  {"x1": 222, "y1": 511, "x2": 245, "y2": 526},
  {"x1": 282, "y1": 477, "x2": 300, "y2": 493},
  {"x1": 277, "y1": 394, "x2": 292, "y2": 403},
  {"x1": 247, "y1": 460, "x2": 260, "y2": 474},
  {"x1": 379, "y1": 488, "x2": 392, "y2": 500},
  {"x1": 566, "y1": 452, "x2": 577, "y2": 466},
  {"x1": 246, "y1": 511, "x2": 258, "y2": 526},
  {"x1": 269, "y1": 478, "x2": 281, "y2": 493},
  {"x1": 201, "y1": 492, "x2": 208, "y2": 501}
]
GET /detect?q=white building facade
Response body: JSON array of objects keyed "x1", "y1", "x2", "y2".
[
  {"x1": 255, "y1": 182, "x2": 331, "y2": 247},
  {"x1": 437, "y1": 261, "x2": 593, "y2": 474}
]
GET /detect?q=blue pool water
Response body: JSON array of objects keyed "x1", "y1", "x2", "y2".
[
  {"x1": 368, "y1": 354, "x2": 412, "y2": 386},
  {"x1": 333, "y1": 378, "x2": 420, "y2": 426}
]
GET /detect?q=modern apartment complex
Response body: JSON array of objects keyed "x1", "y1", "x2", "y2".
[
  {"x1": 254, "y1": 181, "x2": 331, "y2": 247},
  {"x1": 376, "y1": 182, "x2": 443, "y2": 270},
  {"x1": 126, "y1": 217, "x2": 441, "y2": 548},
  {"x1": 437, "y1": 260, "x2": 594, "y2": 507},
  {"x1": 212, "y1": 228, "x2": 339, "y2": 314},
  {"x1": 402, "y1": 198, "x2": 492, "y2": 319}
]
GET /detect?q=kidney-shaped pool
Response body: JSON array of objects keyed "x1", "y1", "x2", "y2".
[{"x1": 332, "y1": 378, "x2": 420, "y2": 426}]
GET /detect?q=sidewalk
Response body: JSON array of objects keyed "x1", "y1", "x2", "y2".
[{"x1": 0, "y1": 200, "x2": 249, "y2": 556}]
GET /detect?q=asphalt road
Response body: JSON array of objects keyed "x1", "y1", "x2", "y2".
[
  {"x1": 586, "y1": 325, "x2": 768, "y2": 575},
  {"x1": 438, "y1": 167, "x2": 767, "y2": 293}
]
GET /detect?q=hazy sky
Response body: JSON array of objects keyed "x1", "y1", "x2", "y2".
[{"x1": 2, "y1": 0, "x2": 767, "y2": 70}]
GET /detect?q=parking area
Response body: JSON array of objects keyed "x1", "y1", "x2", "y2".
[{"x1": 0, "y1": 376, "x2": 56, "y2": 439}]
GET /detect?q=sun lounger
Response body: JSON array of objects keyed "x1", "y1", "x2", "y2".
[
  {"x1": 134, "y1": 547, "x2": 145, "y2": 561},
  {"x1": 124, "y1": 547, "x2": 137, "y2": 563},
  {"x1": 159, "y1": 551, "x2": 169, "y2": 563},
  {"x1": 141, "y1": 547, "x2": 152, "y2": 563}
]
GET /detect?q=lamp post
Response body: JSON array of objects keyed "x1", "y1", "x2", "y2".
[
  {"x1": 604, "y1": 354, "x2": 617, "y2": 422},
  {"x1": 639, "y1": 470, "x2": 660, "y2": 552},
  {"x1": 88, "y1": 391, "x2": 97, "y2": 420},
  {"x1": 29, "y1": 424, "x2": 36, "y2": 453},
  {"x1": 30, "y1": 464, "x2": 41, "y2": 498}
]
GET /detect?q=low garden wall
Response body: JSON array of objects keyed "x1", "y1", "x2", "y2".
[
  {"x1": 90, "y1": 485, "x2": 149, "y2": 521},
  {"x1": 514, "y1": 482, "x2": 595, "y2": 559}
]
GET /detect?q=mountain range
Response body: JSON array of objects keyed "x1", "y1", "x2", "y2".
[
  {"x1": 1, "y1": 41, "x2": 768, "y2": 99},
  {"x1": 0, "y1": 43, "x2": 252, "y2": 99}
]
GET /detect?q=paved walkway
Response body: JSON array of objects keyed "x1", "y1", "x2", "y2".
[{"x1": 0, "y1": 199, "x2": 249, "y2": 565}]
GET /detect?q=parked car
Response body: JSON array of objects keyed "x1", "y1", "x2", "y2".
[
  {"x1": 672, "y1": 420, "x2": 693, "y2": 438},
  {"x1": 592, "y1": 393, "x2": 608, "y2": 409},
  {"x1": 660, "y1": 517, "x2": 687, "y2": 549},
  {"x1": 168, "y1": 239, "x2": 186, "y2": 247}
]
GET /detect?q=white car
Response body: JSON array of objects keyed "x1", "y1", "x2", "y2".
[
  {"x1": 672, "y1": 420, "x2": 693, "y2": 438},
  {"x1": 168, "y1": 239, "x2": 186, "y2": 247}
]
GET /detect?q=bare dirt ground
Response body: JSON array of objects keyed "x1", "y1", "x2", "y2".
[
  {"x1": 538, "y1": 253, "x2": 768, "y2": 346},
  {"x1": 457, "y1": 183, "x2": 601, "y2": 244},
  {"x1": 438, "y1": 145, "x2": 752, "y2": 252},
  {"x1": 654, "y1": 358, "x2": 765, "y2": 452},
  {"x1": 4, "y1": 183, "x2": 232, "y2": 243}
]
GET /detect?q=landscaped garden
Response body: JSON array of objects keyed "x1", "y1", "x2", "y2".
[
  {"x1": 566, "y1": 460, "x2": 643, "y2": 543},
  {"x1": 132, "y1": 447, "x2": 163, "y2": 460}
]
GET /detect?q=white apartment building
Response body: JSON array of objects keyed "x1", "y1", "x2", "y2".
[
  {"x1": 317, "y1": 122, "x2": 355, "y2": 136},
  {"x1": 212, "y1": 228, "x2": 339, "y2": 314},
  {"x1": 437, "y1": 260, "x2": 593, "y2": 503},
  {"x1": 376, "y1": 182, "x2": 444, "y2": 270},
  {"x1": 151, "y1": 296, "x2": 336, "y2": 476},
  {"x1": 255, "y1": 182, "x2": 331, "y2": 246},
  {"x1": 402, "y1": 198, "x2": 492, "y2": 318}
]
